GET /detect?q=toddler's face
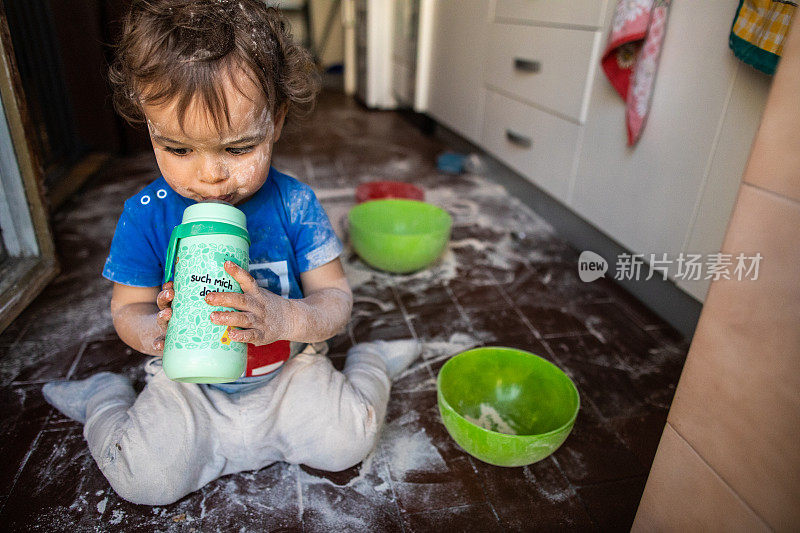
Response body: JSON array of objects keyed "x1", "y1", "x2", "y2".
[{"x1": 141, "y1": 68, "x2": 284, "y2": 205}]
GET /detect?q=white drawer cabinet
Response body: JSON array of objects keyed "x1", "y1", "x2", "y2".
[
  {"x1": 425, "y1": 0, "x2": 768, "y2": 305},
  {"x1": 482, "y1": 89, "x2": 580, "y2": 202},
  {"x1": 425, "y1": 0, "x2": 491, "y2": 143},
  {"x1": 484, "y1": 22, "x2": 602, "y2": 123},
  {"x1": 495, "y1": 0, "x2": 608, "y2": 29}
]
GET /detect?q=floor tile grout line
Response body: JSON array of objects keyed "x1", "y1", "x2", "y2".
[
  {"x1": 542, "y1": 331, "x2": 595, "y2": 340},
  {"x1": 570, "y1": 471, "x2": 648, "y2": 490},
  {"x1": 65, "y1": 340, "x2": 89, "y2": 380},
  {"x1": 487, "y1": 270, "x2": 547, "y2": 343},
  {"x1": 552, "y1": 453, "x2": 603, "y2": 531},
  {"x1": 418, "y1": 351, "x2": 461, "y2": 369},
  {"x1": 40, "y1": 425, "x2": 84, "y2": 433},
  {"x1": 0, "y1": 410, "x2": 54, "y2": 515},
  {"x1": 530, "y1": 455, "x2": 597, "y2": 528},
  {"x1": 533, "y1": 332, "x2": 612, "y2": 426},
  {"x1": 98, "y1": 487, "x2": 113, "y2": 523},
  {"x1": 641, "y1": 328, "x2": 689, "y2": 356},
  {"x1": 466, "y1": 456, "x2": 504, "y2": 529},
  {"x1": 569, "y1": 378, "x2": 656, "y2": 473},
  {"x1": 614, "y1": 298, "x2": 663, "y2": 332},
  {"x1": 422, "y1": 360, "x2": 436, "y2": 385},
  {"x1": 11, "y1": 379, "x2": 61, "y2": 386},
  {"x1": 378, "y1": 453, "x2": 406, "y2": 533},
  {"x1": 585, "y1": 297, "x2": 681, "y2": 346},
  {"x1": 389, "y1": 283, "x2": 435, "y2": 383},
  {"x1": 566, "y1": 376, "x2": 609, "y2": 424},
  {"x1": 8, "y1": 320, "x2": 34, "y2": 347},
  {"x1": 400, "y1": 501, "x2": 498, "y2": 519},
  {"x1": 294, "y1": 463, "x2": 305, "y2": 531},
  {"x1": 443, "y1": 283, "x2": 477, "y2": 337},
  {"x1": 389, "y1": 283, "x2": 419, "y2": 342},
  {"x1": 531, "y1": 301, "x2": 673, "y2": 426}
]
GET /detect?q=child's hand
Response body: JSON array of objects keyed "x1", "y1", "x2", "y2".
[
  {"x1": 152, "y1": 281, "x2": 174, "y2": 353},
  {"x1": 205, "y1": 261, "x2": 289, "y2": 346}
]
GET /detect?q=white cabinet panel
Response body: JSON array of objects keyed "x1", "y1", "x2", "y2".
[
  {"x1": 392, "y1": 61, "x2": 414, "y2": 104},
  {"x1": 571, "y1": 0, "x2": 742, "y2": 260},
  {"x1": 424, "y1": 0, "x2": 765, "y2": 304},
  {"x1": 677, "y1": 64, "x2": 771, "y2": 301},
  {"x1": 426, "y1": 0, "x2": 491, "y2": 143},
  {"x1": 483, "y1": 89, "x2": 580, "y2": 202},
  {"x1": 485, "y1": 22, "x2": 602, "y2": 123},
  {"x1": 495, "y1": 0, "x2": 608, "y2": 29}
]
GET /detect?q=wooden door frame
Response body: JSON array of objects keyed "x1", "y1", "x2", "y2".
[{"x1": 0, "y1": 3, "x2": 59, "y2": 334}]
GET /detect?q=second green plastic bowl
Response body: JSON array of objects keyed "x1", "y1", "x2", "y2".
[
  {"x1": 348, "y1": 199, "x2": 452, "y2": 273},
  {"x1": 437, "y1": 347, "x2": 580, "y2": 467}
]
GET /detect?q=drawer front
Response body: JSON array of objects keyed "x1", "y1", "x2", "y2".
[
  {"x1": 495, "y1": 0, "x2": 607, "y2": 28},
  {"x1": 482, "y1": 89, "x2": 580, "y2": 202},
  {"x1": 484, "y1": 22, "x2": 600, "y2": 123}
]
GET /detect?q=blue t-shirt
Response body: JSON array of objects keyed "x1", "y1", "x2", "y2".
[{"x1": 102, "y1": 167, "x2": 343, "y2": 391}]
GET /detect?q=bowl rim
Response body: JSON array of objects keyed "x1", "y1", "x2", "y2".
[
  {"x1": 436, "y1": 346, "x2": 580, "y2": 440},
  {"x1": 348, "y1": 199, "x2": 453, "y2": 237}
]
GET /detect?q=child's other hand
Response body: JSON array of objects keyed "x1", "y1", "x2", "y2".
[
  {"x1": 205, "y1": 261, "x2": 288, "y2": 346},
  {"x1": 153, "y1": 281, "x2": 174, "y2": 353}
]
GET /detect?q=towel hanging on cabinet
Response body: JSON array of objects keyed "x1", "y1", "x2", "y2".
[{"x1": 601, "y1": 0, "x2": 672, "y2": 146}]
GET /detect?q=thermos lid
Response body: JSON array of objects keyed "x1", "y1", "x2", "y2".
[{"x1": 181, "y1": 201, "x2": 247, "y2": 230}]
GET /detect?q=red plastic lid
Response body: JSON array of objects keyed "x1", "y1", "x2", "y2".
[{"x1": 355, "y1": 181, "x2": 425, "y2": 203}]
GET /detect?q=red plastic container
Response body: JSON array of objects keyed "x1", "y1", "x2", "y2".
[{"x1": 355, "y1": 181, "x2": 425, "y2": 203}]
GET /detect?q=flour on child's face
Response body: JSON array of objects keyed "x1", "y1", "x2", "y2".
[{"x1": 142, "y1": 67, "x2": 281, "y2": 205}]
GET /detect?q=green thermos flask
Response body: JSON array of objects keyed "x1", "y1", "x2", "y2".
[{"x1": 162, "y1": 202, "x2": 250, "y2": 383}]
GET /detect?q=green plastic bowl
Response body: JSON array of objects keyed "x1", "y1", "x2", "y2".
[
  {"x1": 437, "y1": 347, "x2": 580, "y2": 467},
  {"x1": 348, "y1": 199, "x2": 452, "y2": 273}
]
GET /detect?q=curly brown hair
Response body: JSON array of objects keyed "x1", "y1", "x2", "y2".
[{"x1": 108, "y1": 0, "x2": 319, "y2": 131}]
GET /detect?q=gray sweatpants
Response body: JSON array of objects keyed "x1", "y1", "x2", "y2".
[{"x1": 83, "y1": 343, "x2": 391, "y2": 505}]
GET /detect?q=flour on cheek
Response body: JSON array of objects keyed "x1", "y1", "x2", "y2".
[{"x1": 140, "y1": 69, "x2": 278, "y2": 202}]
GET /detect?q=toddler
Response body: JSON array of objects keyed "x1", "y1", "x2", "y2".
[{"x1": 41, "y1": 0, "x2": 420, "y2": 506}]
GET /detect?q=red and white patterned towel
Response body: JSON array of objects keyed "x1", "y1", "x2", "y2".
[{"x1": 601, "y1": 0, "x2": 672, "y2": 145}]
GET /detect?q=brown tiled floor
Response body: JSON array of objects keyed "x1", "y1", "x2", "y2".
[{"x1": 0, "y1": 91, "x2": 689, "y2": 531}]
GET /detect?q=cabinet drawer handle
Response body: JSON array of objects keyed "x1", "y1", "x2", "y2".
[
  {"x1": 505, "y1": 129, "x2": 532, "y2": 148},
  {"x1": 514, "y1": 58, "x2": 541, "y2": 73}
]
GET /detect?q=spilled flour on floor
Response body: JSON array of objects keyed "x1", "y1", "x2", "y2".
[
  {"x1": 385, "y1": 425, "x2": 448, "y2": 478},
  {"x1": 465, "y1": 403, "x2": 518, "y2": 435},
  {"x1": 421, "y1": 332, "x2": 481, "y2": 363},
  {"x1": 319, "y1": 171, "x2": 561, "y2": 297}
]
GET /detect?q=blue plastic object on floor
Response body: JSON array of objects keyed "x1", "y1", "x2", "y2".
[{"x1": 437, "y1": 152, "x2": 467, "y2": 174}]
